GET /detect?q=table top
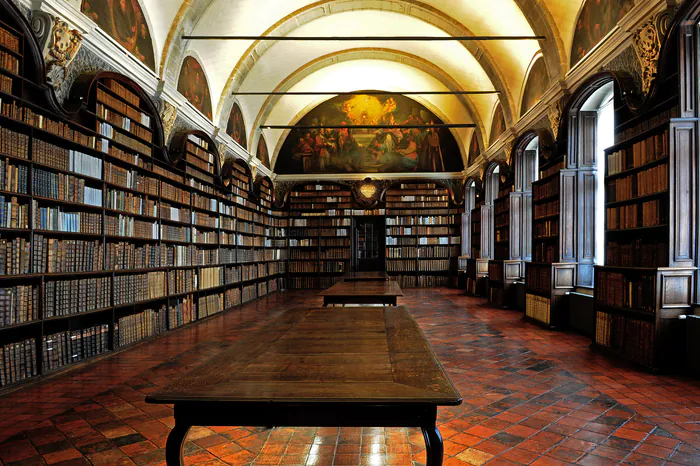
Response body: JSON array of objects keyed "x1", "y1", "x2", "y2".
[
  {"x1": 146, "y1": 306, "x2": 460, "y2": 405},
  {"x1": 318, "y1": 281, "x2": 403, "y2": 297},
  {"x1": 342, "y1": 271, "x2": 390, "y2": 281}
]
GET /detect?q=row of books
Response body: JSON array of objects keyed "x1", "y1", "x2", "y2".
[
  {"x1": 533, "y1": 177, "x2": 559, "y2": 199},
  {"x1": 0, "y1": 338, "x2": 36, "y2": 387},
  {"x1": 33, "y1": 236, "x2": 103, "y2": 274},
  {"x1": 615, "y1": 107, "x2": 679, "y2": 144},
  {"x1": 0, "y1": 26, "x2": 20, "y2": 53},
  {"x1": 33, "y1": 169, "x2": 103, "y2": 206},
  {"x1": 539, "y1": 160, "x2": 565, "y2": 179},
  {"x1": 595, "y1": 311, "x2": 654, "y2": 367},
  {"x1": 533, "y1": 199, "x2": 559, "y2": 220},
  {"x1": 418, "y1": 259, "x2": 449, "y2": 271},
  {"x1": 105, "y1": 163, "x2": 158, "y2": 197},
  {"x1": 97, "y1": 104, "x2": 152, "y2": 142},
  {"x1": 200, "y1": 266, "x2": 223, "y2": 289},
  {"x1": 321, "y1": 261, "x2": 345, "y2": 273},
  {"x1": 198, "y1": 292, "x2": 224, "y2": 318},
  {"x1": 0, "y1": 236, "x2": 29, "y2": 275},
  {"x1": 33, "y1": 203, "x2": 102, "y2": 234},
  {"x1": 169, "y1": 268, "x2": 197, "y2": 295},
  {"x1": 113, "y1": 271, "x2": 166, "y2": 306},
  {"x1": 526, "y1": 266, "x2": 551, "y2": 293},
  {"x1": 44, "y1": 277, "x2": 111, "y2": 317},
  {"x1": 107, "y1": 242, "x2": 163, "y2": 270},
  {"x1": 534, "y1": 243, "x2": 558, "y2": 263},
  {"x1": 0, "y1": 157, "x2": 27, "y2": 193},
  {"x1": 0, "y1": 74, "x2": 10, "y2": 94},
  {"x1": 0, "y1": 50, "x2": 18, "y2": 74},
  {"x1": 0, "y1": 194, "x2": 27, "y2": 228},
  {"x1": 606, "y1": 199, "x2": 664, "y2": 230},
  {"x1": 97, "y1": 88, "x2": 151, "y2": 128},
  {"x1": 106, "y1": 188, "x2": 158, "y2": 217},
  {"x1": 534, "y1": 220, "x2": 559, "y2": 238},
  {"x1": 607, "y1": 130, "x2": 669, "y2": 176},
  {"x1": 606, "y1": 164, "x2": 668, "y2": 202},
  {"x1": 417, "y1": 275, "x2": 450, "y2": 287},
  {"x1": 43, "y1": 325, "x2": 109, "y2": 372},
  {"x1": 115, "y1": 306, "x2": 167, "y2": 348},
  {"x1": 606, "y1": 240, "x2": 668, "y2": 268},
  {"x1": 0, "y1": 285, "x2": 37, "y2": 327},
  {"x1": 595, "y1": 271, "x2": 656, "y2": 312},
  {"x1": 0, "y1": 127, "x2": 28, "y2": 160}
]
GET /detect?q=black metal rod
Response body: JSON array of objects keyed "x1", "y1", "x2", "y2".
[
  {"x1": 234, "y1": 90, "x2": 498, "y2": 96},
  {"x1": 184, "y1": 35, "x2": 545, "y2": 41},
  {"x1": 260, "y1": 124, "x2": 475, "y2": 129}
]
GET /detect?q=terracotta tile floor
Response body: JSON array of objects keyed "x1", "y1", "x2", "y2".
[{"x1": 1, "y1": 288, "x2": 700, "y2": 465}]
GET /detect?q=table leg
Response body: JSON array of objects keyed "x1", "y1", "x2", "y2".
[
  {"x1": 165, "y1": 423, "x2": 190, "y2": 466},
  {"x1": 422, "y1": 426, "x2": 444, "y2": 466}
]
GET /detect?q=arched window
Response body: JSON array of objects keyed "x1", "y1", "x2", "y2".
[
  {"x1": 569, "y1": 79, "x2": 615, "y2": 286},
  {"x1": 483, "y1": 164, "x2": 500, "y2": 260},
  {"x1": 514, "y1": 135, "x2": 540, "y2": 262},
  {"x1": 462, "y1": 180, "x2": 477, "y2": 256}
]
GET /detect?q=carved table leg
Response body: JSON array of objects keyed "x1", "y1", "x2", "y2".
[
  {"x1": 422, "y1": 426, "x2": 444, "y2": 466},
  {"x1": 165, "y1": 423, "x2": 190, "y2": 466}
]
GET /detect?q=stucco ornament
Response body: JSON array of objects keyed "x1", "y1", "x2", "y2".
[{"x1": 31, "y1": 11, "x2": 82, "y2": 88}]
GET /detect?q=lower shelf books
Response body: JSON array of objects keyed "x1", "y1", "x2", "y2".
[
  {"x1": 44, "y1": 277, "x2": 110, "y2": 317},
  {"x1": 526, "y1": 294, "x2": 550, "y2": 324},
  {"x1": 168, "y1": 297, "x2": 195, "y2": 329},
  {"x1": 225, "y1": 287, "x2": 241, "y2": 308},
  {"x1": 242, "y1": 285, "x2": 257, "y2": 303},
  {"x1": 387, "y1": 260, "x2": 414, "y2": 272},
  {"x1": 288, "y1": 277, "x2": 317, "y2": 289},
  {"x1": 606, "y1": 240, "x2": 668, "y2": 267},
  {"x1": 199, "y1": 292, "x2": 223, "y2": 318},
  {"x1": 43, "y1": 325, "x2": 109, "y2": 372},
  {"x1": 319, "y1": 276, "x2": 342, "y2": 289},
  {"x1": 0, "y1": 338, "x2": 37, "y2": 387},
  {"x1": 0, "y1": 284, "x2": 38, "y2": 327},
  {"x1": 418, "y1": 259, "x2": 449, "y2": 271},
  {"x1": 393, "y1": 275, "x2": 417, "y2": 288},
  {"x1": 595, "y1": 271, "x2": 656, "y2": 312},
  {"x1": 199, "y1": 266, "x2": 223, "y2": 289},
  {"x1": 595, "y1": 311, "x2": 654, "y2": 367},
  {"x1": 0, "y1": 157, "x2": 28, "y2": 193},
  {"x1": 115, "y1": 306, "x2": 167, "y2": 348},
  {"x1": 417, "y1": 275, "x2": 449, "y2": 287}
]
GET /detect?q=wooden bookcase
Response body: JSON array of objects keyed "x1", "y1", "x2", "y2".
[
  {"x1": 488, "y1": 181, "x2": 522, "y2": 307},
  {"x1": 593, "y1": 103, "x2": 694, "y2": 370},
  {"x1": 287, "y1": 183, "x2": 352, "y2": 289},
  {"x1": 385, "y1": 182, "x2": 460, "y2": 288},
  {"x1": 0, "y1": 8, "x2": 287, "y2": 391},
  {"x1": 525, "y1": 157, "x2": 575, "y2": 327}
]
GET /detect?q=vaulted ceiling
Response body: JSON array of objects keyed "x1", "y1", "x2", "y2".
[{"x1": 129, "y1": 0, "x2": 595, "y2": 170}]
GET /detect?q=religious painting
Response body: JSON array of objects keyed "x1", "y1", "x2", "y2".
[
  {"x1": 570, "y1": 0, "x2": 634, "y2": 68},
  {"x1": 489, "y1": 103, "x2": 506, "y2": 146},
  {"x1": 467, "y1": 132, "x2": 480, "y2": 167},
  {"x1": 177, "y1": 56, "x2": 213, "y2": 120},
  {"x1": 520, "y1": 57, "x2": 551, "y2": 117},
  {"x1": 275, "y1": 93, "x2": 463, "y2": 174},
  {"x1": 257, "y1": 134, "x2": 270, "y2": 169},
  {"x1": 81, "y1": 0, "x2": 155, "y2": 70},
  {"x1": 226, "y1": 102, "x2": 247, "y2": 150}
]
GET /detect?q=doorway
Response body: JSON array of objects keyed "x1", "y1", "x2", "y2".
[{"x1": 352, "y1": 217, "x2": 385, "y2": 272}]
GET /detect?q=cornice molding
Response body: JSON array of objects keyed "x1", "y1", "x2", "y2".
[{"x1": 275, "y1": 172, "x2": 464, "y2": 182}]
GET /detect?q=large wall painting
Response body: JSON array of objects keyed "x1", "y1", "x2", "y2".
[
  {"x1": 489, "y1": 103, "x2": 506, "y2": 146},
  {"x1": 467, "y1": 132, "x2": 481, "y2": 167},
  {"x1": 177, "y1": 56, "x2": 213, "y2": 120},
  {"x1": 226, "y1": 102, "x2": 247, "y2": 150},
  {"x1": 520, "y1": 57, "x2": 550, "y2": 117},
  {"x1": 571, "y1": 0, "x2": 634, "y2": 68},
  {"x1": 81, "y1": 0, "x2": 155, "y2": 70},
  {"x1": 257, "y1": 134, "x2": 270, "y2": 169},
  {"x1": 275, "y1": 93, "x2": 463, "y2": 174}
]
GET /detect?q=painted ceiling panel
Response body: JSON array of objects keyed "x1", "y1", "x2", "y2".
[
  {"x1": 262, "y1": 59, "x2": 480, "y2": 170},
  {"x1": 141, "y1": 0, "x2": 185, "y2": 66},
  {"x1": 540, "y1": 0, "x2": 587, "y2": 68}
]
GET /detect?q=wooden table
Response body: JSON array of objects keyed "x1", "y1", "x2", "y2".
[
  {"x1": 319, "y1": 280, "x2": 403, "y2": 306},
  {"x1": 341, "y1": 271, "x2": 390, "y2": 282},
  {"x1": 146, "y1": 306, "x2": 461, "y2": 466}
]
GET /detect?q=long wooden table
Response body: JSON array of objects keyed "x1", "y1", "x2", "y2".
[
  {"x1": 319, "y1": 280, "x2": 403, "y2": 306},
  {"x1": 146, "y1": 306, "x2": 461, "y2": 466},
  {"x1": 341, "y1": 271, "x2": 390, "y2": 282}
]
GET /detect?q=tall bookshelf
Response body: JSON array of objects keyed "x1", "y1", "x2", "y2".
[
  {"x1": 524, "y1": 156, "x2": 575, "y2": 327},
  {"x1": 287, "y1": 183, "x2": 352, "y2": 289},
  {"x1": 258, "y1": 176, "x2": 288, "y2": 298},
  {"x1": 593, "y1": 103, "x2": 693, "y2": 370},
  {"x1": 488, "y1": 181, "x2": 521, "y2": 306},
  {"x1": 0, "y1": 7, "x2": 287, "y2": 391},
  {"x1": 385, "y1": 182, "x2": 460, "y2": 288},
  {"x1": 466, "y1": 201, "x2": 488, "y2": 296}
]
